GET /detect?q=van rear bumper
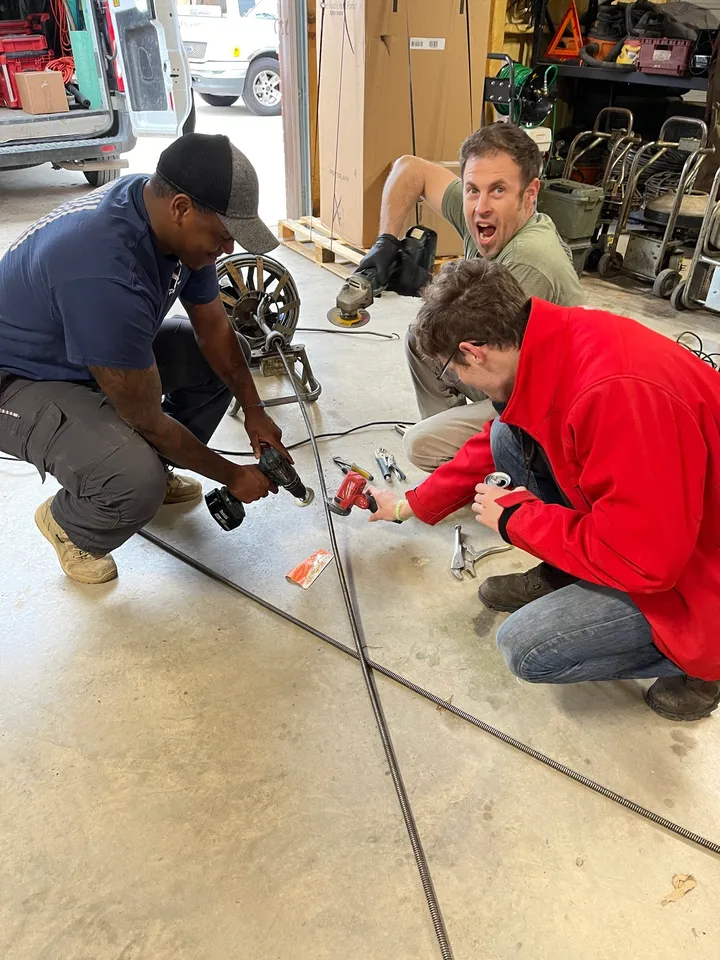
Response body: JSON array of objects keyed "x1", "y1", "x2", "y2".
[{"x1": 0, "y1": 109, "x2": 135, "y2": 171}]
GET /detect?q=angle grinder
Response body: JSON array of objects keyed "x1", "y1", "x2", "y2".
[
  {"x1": 327, "y1": 470, "x2": 377, "y2": 516},
  {"x1": 328, "y1": 224, "x2": 437, "y2": 327},
  {"x1": 206, "y1": 444, "x2": 314, "y2": 531}
]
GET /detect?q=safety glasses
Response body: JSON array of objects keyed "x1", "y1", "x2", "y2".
[{"x1": 435, "y1": 341, "x2": 486, "y2": 381}]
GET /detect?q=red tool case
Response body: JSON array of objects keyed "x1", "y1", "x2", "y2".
[
  {"x1": 638, "y1": 38, "x2": 693, "y2": 77},
  {"x1": 0, "y1": 34, "x2": 54, "y2": 109},
  {"x1": 0, "y1": 14, "x2": 50, "y2": 37}
]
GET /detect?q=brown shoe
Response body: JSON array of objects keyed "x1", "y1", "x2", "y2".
[
  {"x1": 164, "y1": 468, "x2": 202, "y2": 505},
  {"x1": 645, "y1": 676, "x2": 720, "y2": 721},
  {"x1": 478, "y1": 562, "x2": 577, "y2": 613},
  {"x1": 34, "y1": 497, "x2": 118, "y2": 584}
]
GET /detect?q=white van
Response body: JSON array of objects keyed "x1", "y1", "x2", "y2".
[
  {"x1": 179, "y1": 0, "x2": 280, "y2": 116},
  {"x1": 0, "y1": 0, "x2": 192, "y2": 184}
]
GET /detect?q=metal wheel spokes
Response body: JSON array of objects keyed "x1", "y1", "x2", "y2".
[
  {"x1": 254, "y1": 70, "x2": 281, "y2": 107},
  {"x1": 217, "y1": 253, "x2": 300, "y2": 349}
]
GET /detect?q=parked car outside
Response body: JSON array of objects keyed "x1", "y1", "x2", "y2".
[{"x1": 179, "y1": 0, "x2": 280, "y2": 117}]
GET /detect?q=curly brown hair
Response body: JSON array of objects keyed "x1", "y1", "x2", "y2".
[{"x1": 412, "y1": 258, "x2": 530, "y2": 363}]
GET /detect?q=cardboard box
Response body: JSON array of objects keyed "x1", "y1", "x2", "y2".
[
  {"x1": 16, "y1": 70, "x2": 68, "y2": 115},
  {"x1": 318, "y1": 0, "x2": 489, "y2": 252}
]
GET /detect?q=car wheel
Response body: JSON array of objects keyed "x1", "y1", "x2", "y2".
[
  {"x1": 244, "y1": 56, "x2": 281, "y2": 116},
  {"x1": 199, "y1": 93, "x2": 240, "y2": 107},
  {"x1": 84, "y1": 168, "x2": 120, "y2": 188}
]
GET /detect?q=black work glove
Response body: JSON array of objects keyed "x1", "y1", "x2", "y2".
[
  {"x1": 385, "y1": 249, "x2": 431, "y2": 297},
  {"x1": 356, "y1": 233, "x2": 402, "y2": 291}
]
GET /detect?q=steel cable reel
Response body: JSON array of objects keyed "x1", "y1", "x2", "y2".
[{"x1": 216, "y1": 253, "x2": 321, "y2": 413}]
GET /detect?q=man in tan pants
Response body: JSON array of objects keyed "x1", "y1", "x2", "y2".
[{"x1": 357, "y1": 123, "x2": 584, "y2": 472}]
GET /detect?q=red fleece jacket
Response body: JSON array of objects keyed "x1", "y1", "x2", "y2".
[{"x1": 406, "y1": 300, "x2": 720, "y2": 680}]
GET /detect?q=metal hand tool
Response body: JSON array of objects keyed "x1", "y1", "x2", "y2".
[
  {"x1": 374, "y1": 447, "x2": 392, "y2": 481},
  {"x1": 383, "y1": 448, "x2": 407, "y2": 482},
  {"x1": 332, "y1": 456, "x2": 373, "y2": 481},
  {"x1": 451, "y1": 525, "x2": 513, "y2": 581},
  {"x1": 450, "y1": 525, "x2": 472, "y2": 581}
]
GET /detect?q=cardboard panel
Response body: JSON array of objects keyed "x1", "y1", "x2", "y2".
[{"x1": 319, "y1": 0, "x2": 490, "y2": 250}]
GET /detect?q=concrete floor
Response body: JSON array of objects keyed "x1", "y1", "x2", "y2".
[{"x1": 2, "y1": 171, "x2": 720, "y2": 960}]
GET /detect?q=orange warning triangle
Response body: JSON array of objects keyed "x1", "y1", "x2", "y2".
[{"x1": 546, "y1": 1, "x2": 583, "y2": 60}]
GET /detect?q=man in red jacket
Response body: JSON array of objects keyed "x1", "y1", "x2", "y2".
[{"x1": 370, "y1": 257, "x2": 720, "y2": 722}]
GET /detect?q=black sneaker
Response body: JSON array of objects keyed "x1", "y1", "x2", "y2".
[
  {"x1": 478, "y1": 562, "x2": 577, "y2": 613},
  {"x1": 645, "y1": 676, "x2": 720, "y2": 721}
]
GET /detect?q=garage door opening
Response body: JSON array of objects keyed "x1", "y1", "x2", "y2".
[{"x1": 176, "y1": 0, "x2": 286, "y2": 228}]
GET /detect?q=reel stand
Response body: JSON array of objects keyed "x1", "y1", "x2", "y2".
[{"x1": 216, "y1": 253, "x2": 321, "y2": 416}]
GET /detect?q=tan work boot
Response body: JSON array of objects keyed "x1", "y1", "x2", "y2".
[
  {"x1": 164, "y1": 468, "x2": 203, "y2": 505},
  {"x1": 34, "y1": 497, "x2": 118, "y2": 584}
]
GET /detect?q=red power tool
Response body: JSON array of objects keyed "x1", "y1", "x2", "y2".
[{"x1": 327, "y1": 470, "x2": 378, "y2": 516}]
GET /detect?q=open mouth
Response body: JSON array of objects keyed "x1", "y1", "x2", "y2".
[{"x1": 476, "y1": 223, "x2": 497, "y2": 246}]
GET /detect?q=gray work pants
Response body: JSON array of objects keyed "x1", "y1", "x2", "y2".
[
  {"x1": 403, "y1": 326, "x2": 495, "y2": 472},
  {"x1": 0, "y1": 316, "x2": 248, "y2": 555}
]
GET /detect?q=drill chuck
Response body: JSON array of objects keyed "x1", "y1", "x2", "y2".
[{"x1": 258, "y1": 445, "x2": 314, "y2": 505}]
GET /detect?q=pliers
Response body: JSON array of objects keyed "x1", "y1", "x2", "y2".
[
  {"x1": 375, "y1": 447, "x2": 407, "y2": 483},
  {"x1": 450, "y1": 524, "x2": 513, "y2": 581}
]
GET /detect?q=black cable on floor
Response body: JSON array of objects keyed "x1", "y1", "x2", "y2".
[
  {"x1": 272, "y1": 344, "x2": 455, "y2": 959},
  {"x1": 138, "y1": 529, "x2": 720, "y2": 861},
  {"x1": 211, "y1": 420, "x2": 414, "y2": 458},
  {"x1": 1, "y1": 420, "x2": 415, "y2": 464}
]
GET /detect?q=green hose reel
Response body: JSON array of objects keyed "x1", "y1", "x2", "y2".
[{"x1": 493, "y1": 62, "x2": 558, "y2": 128}]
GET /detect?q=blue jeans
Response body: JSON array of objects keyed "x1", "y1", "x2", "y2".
[{"x1": 489, "y1": 420, "x2": 684, "y2": 683}]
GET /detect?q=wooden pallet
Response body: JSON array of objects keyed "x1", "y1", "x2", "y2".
[
  {"x1": 277, "y1": 217, "x2": 368, "y2": 279},
  {"x1": 277, "y1": 216, "x2": 457, "y2": 279}
]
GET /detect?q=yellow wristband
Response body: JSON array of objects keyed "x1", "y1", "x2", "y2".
[{"x1": 394, "y1": 499, "x2": 409, "y2": 522}]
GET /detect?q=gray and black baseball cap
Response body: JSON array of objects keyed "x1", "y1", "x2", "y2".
[{"x1": 156, "y1": 133, "x2": 278, "y2": 254}]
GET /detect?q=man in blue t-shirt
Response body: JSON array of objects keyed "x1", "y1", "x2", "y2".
[{"x1": 0, "y1": 133, "x2": 288, "y2": 585}]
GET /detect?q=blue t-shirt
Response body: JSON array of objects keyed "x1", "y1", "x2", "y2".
[{"x1": 0, "y1": 175, "x2": 219, "y2": 381}]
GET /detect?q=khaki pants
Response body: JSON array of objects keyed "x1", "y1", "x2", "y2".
[{"x1": 403, "y1": 327, "x2": 495, "y2": 472}]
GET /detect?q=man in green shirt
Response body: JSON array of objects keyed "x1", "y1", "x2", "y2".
[{"x1": 358, "y1": 123, "x2": 584, "y2": 471}]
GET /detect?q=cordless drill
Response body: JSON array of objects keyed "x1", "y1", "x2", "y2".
[{"x1": 206, "y1": 445, "x2": 314, "y2": 531}]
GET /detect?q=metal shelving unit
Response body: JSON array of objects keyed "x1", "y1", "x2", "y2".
[
  {"x1": 545, "y1": 62, "x2": 708, "y2": 93},
  {"x1": 529, "y1": 0, "x2": 709, "y2": 98}
]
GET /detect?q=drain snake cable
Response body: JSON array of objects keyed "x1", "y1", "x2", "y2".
[{"x1": 272, "y1": 344, "x2": 454, "y2": 958}]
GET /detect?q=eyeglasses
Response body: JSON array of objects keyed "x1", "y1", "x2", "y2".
[{"x1": 435, "y1": 341, "x2": 486, "y2": 381}]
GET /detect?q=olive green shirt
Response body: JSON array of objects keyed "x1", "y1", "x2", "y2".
[{"x1": 441, "y1": 178, "x2": 584, "y2": 306}]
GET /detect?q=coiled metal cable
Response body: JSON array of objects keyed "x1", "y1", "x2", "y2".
[
  {"x1": 273, "y1": 345, "x2": 454, "y2": 958},
  {"x1": 138, "y1": 528, "x2": 720, "y2": 860}
]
